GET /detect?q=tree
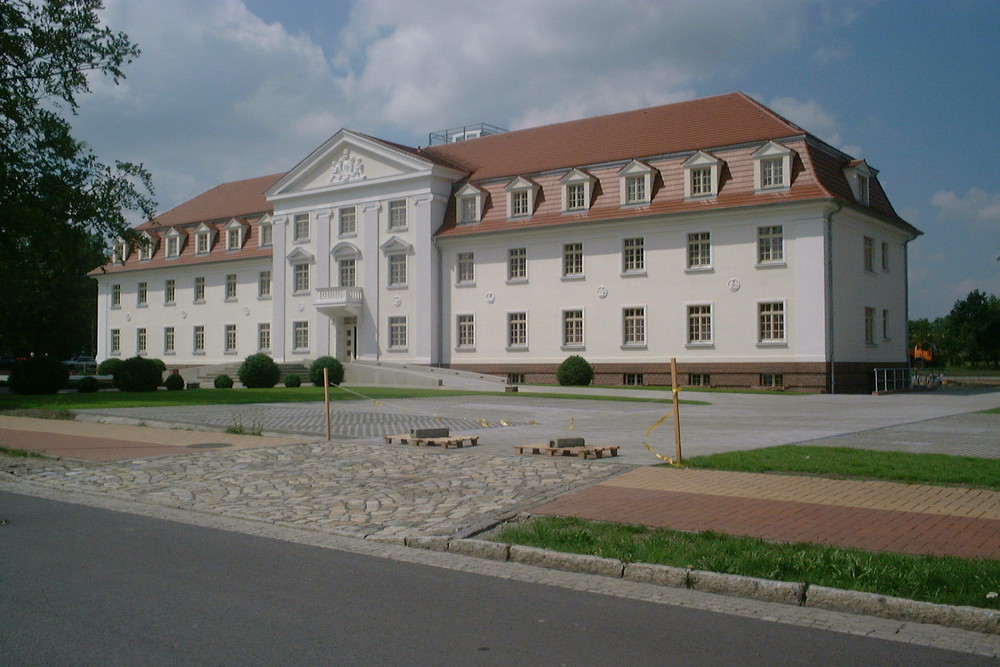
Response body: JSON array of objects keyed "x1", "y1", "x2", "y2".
[
  {"x1": 0, "y1": 0, "x2": 155, "y2": 357},
  {"x1": 945, "y1": 290, "x2": 1000, "y2": 367}
]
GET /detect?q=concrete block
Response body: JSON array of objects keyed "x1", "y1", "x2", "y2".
[
  {"x1": 410, "y1": 427, "x2": 450, "y2": 438},
  {"x1": 509, "y1": 545, "x2": 623, "y2": 578},
  {"x1": 549, "y1": 437, "x2": 586, "y2": 448},
  {"x1": 689, "y1": 570, "x2": 804, "y2": 605},
  {"x1": 364, "y1": 533, "x2": 406, "y2": 545},
  {"x1": 404, "y1": 536, "x2": 450, "y2": 552},
  {"x1": 623, "y1": 562, "x2": 689, "y2": 588},
  {"x1": 449, "y1": 539, "x2": 510, "y2": 561}
]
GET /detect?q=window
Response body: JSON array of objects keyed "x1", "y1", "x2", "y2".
[
  {"x1": 292, "y1": 321, "x2": 309, "y2": 351},
  {"x1": 511, "y1": 189, "x2": 529, "y2": 217},
  {"x1": 339, "y1": 259, "x2": 356, "y2": 287},
  {"x1": 137, "y1": 282, "x2": 147, "y2": 305},
  {"x1": 687, "y1": 232, "x2": 711, "y2": 268},
  {"x1": 882, "y1": 309, "x2": 890, "y2": 340},
  {"x1": 293, "y1": 214, "x2": 310, "y2": 242},
  {"x1": 388, "y1": 254, "x2": 407, "y2": 286},
  {"x1": 507, "y1": 312, "x2": 527, "y2": 348},
  {"x1": 566, "y1": 183, "x2": 586, "y2": 210},
  {"x1": 881, "y1": 241, "x2": 889, "y2": 271},
  {"x1": 760, "y1": 373, "x2": 784, "y2": 388},
  {"x1": 618, "y1": 160, "x2": 654, "y2": 206},
  {"x1": 111, "y1": 284, "x2": 121, "y2": 307},
  {"x1": 562, "y1": 310, "x2": 584, "y2": 347},
  {"x1": 623, "y1": 238, "x2": 645, "y2": 273},
  {"x1": 258, "y1": 323, "x2": 271, "y2": 351},
  {"x1": 752, "y1": 141, "x2": 794, "y2": 191},
  {"x1": 455, "y1": 183, "x2": 484, "y2": 223},
  {"x1": 689, "y1": 373, "x2": 710, "y2": 387},
  {"x1": 110, "y1": 329, "x2": 121, "y2": 354},
  {"x1": 164, "y1": 279, "x2": 176, "y2": 304},
  {"x1": 506, "y1": 176, "x2": 539, "y2": 218},
  {"x1": 622, "y1": 307, "x2": 646, "y2": 346},
  {"x1": 758, "y1": 302, "x2": 786, "y2": 343},
  {"x1": 560, "y1": 168, "x2": 595, "y2": 212},
  {"x1": 388, "y1": 200, "x2": 407, "y2": 229},
  {"x1": 226, "y1": 227, "x2": 242, "y2": 250},
  {"x1": 508, "y1": 373, "x2": 525, "y2": 385},
  {"x1": 388, "y1": 316, "x2": 407, "y2": 349},
  {"x1": 293, "y1": 263, "x2": 310, "y2": 293},
  {"x1": 456, "y1": 314, "x2": 475, "y2": 349},
  {"x1": 258, "y1": 270, "x2": 271, "y2": 298},
  {"x1": 864, "y1": 236, "x2": 874, "y2": 272},
  {"x1": 225, "y1": 324, "x2": 237, "y2": 352},
  {"x1": 113, "y1": 240, "x2": 128, "y2": 263},
  {"x1": 858, "y1": 174, "x2": 870, "y2": 205},
  {"x1": 194, "y1": 276, "x2": 205, "y2": 302},
  {"x1": 623, "y1": 373, "x2": 644, "y2": 386},
  {"x1": 624, "y1": 175, "x2": 645, "y2": 204},
  {"x1": 225, "y1": 274, "x2": 237, "y2": 300},
  {"x1": 136, "y1": 328, "x2": 147, "y2": 354},
  {"x1": 687, "y1": 305, "x2": 713, "y2": 344},
  {"x1": 563, "y1": 243, "x2": 583, "y2": 277},
  {"x1": 690, "y1": 167, "x2": 712, "y2": 196},
  {"x1": 193, "y1": 325, "x2": 205, "y2": 353},
  {"x1": 865, "y1": 307, "x2": 876, "y2": 345},
  {"x1": 339, "y1": 207, "x2": 357, "y2": 236},
  {"x1": 164, "y1": 327, "x2": 175, "y2": 354},
  {"x1": 683, "y1": 151, "x2": 722, "y2": 198},
  {"x1": 459, "y1": 196, "x2": 478, "y2": 224},
  {"x1": 166, "y1": 235, "x2": 180, "y2": 258},
  {"x1": 196, "y1": 232, "x2": 210, "y2": 254},
  {"x1": 507, "y1": 248, "x2": 526, "y2": 281},
  {"x1": 138, "y1": 238, "x2": 153, "y2": 261},
  {"x1": 757, "y1": 226, "x2": 784, "y2": 264},
  {"x1": 760, "y1": 158, "x2": 783, "y2": 188},
  {"x1": 457, "y1": 252, "x2": 475, "y2": 284},
  {"x1": 259, "y1": 221, "x2": 273, "y2": 247}
]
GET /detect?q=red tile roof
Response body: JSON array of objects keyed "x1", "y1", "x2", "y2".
[{"x1": 140, "y1": 172, "x2": 284, "y2": 229}]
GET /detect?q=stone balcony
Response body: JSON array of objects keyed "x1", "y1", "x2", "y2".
[{"x1": 314, "y1": 286, "x2": 364, "y2": 315}]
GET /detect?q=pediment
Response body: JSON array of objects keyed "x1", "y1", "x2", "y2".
[
  {"x1": 560, "y1": 168, "x2": 595, "y2": 184},
  {"x1": 163, "y1": 226, "x2": 187, "y2": 238},
  {"x1": 379, "y1": 235, "x2": 413, "y2": 254},
  {"x1": 752, "y1": 141, "x2": 794, "y2": 159},
  {"x1": 331, "y1": 242, "x2": 362, "y2": 259},
  {"x1": 286, "y1": 247, "x2": 315, "y2": 263},
  {"x1": 845, "y1": 159, "x2": 876, "y2": 177},
  {"x1": 682, "y1": 151, "x2": 721, "y2": 168},
  {"x1": 194, "y1": 222, "x2": 216, "y2": 235},
  {"x1": 505, "y1": 175, "x2": 538, "y2": 192},
  {"x1": 455, "y1": 182, "x2": 485, "y2": 197},
  {"x1": 618, "y1": 159, "x2": 653, "y2": 176}
]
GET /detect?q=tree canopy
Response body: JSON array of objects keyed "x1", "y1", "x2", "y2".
[
  {"x1": 1, "y1": 0, "x2": 155, "y2": 357},
  {"x1": 910, "y1": 290, "x2": 1000, "y2": 368}
]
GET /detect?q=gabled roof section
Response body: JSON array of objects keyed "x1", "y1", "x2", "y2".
[{"x1": 142, "y1": 173, "x2": 282, "y2": 230}]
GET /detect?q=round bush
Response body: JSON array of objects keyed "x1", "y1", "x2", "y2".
[
  {"x1": 556, "y1": 355, "x2": 594, "y2": 386},
  {"x1": 284, "y1": 373, "x2": 302, "y2": 388},
  {"x1": 164, "y1": 373, "x2": 185, "y2": 391},
  {"x1": 238, "y1": 353, "x2": 280, "y2": 388},
  {"x1": 9, "y1": 356, "x2": 70, "y2": 395},
  {"x1": 309, "y1": 356, "x2": 344, "y2": 386},
  {"x1": 214, "y1": 374, "x2": 234, "y2": 389},
  {"x1": 114, "y1": 356, "x2": 164, "y2": 392},
  {"x1": 77, "y1": 375, "x2": 100, "y2": 393},
  {"x1": 97, "y1": 358, "x2": 124, "y2": 377},
  {"x1": 151, "y1": 358, "x2": 167, "y2": 373}
]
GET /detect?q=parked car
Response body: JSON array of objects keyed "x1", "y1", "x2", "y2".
[{"x1": 63, "y1": 355, "x2": 97, "y2": 372}]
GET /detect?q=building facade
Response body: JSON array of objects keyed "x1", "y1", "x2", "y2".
[{"x1": 93, "y1": 92, "x2": 920, "y2": 392}]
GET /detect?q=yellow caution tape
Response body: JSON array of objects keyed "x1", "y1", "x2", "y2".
[
  {"x1": 643, "y1": 387, "x2": 683, "y2": 465},
  {"x1": 567, "y1": 416, "x2": 575, "y2": 431}
]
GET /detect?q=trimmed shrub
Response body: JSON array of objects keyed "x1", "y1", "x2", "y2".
[
  {"x1": 556, "y1": 355, "x2": 594, "y2": 386},
  {"x1": 284, "y1": 373, "x2": 302, "y2": 388},
  {"x1": 114, "y1": 356, "x2": 164, "y2": 392},
  {"x1": 9, "y1": 356, "x2": 70, "y2": 395},
  {"x1": 151, "y1": 358, "x2": 167, "y2": 373},
  {"x1": 97, "y1": 358, "x2": 125, "y2": 377},
  {"x1": 239, "y1": 353, "x2": 280, "y2": 389},
  {"x1": 77, "y1": 375, "x2": 101, "y2": 393},
  {"x1": 214, "y1": 374, "x2": 234, "y2": 389},
  {"x1": 164, "y1": 373, "x2": 185, "y2": 391},
  {"x1": 309, "y1": 356, "x2": 344, "y2": 386}
]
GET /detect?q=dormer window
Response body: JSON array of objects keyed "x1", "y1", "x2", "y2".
[
  {"x1": 112, "y1": 240, "x2": 128, "y2": 264},
  {"x1": 858, "y1": 174, "x2": 870, "y2": 204},
  {"x1": 560, "y1": 168, "x2": 596, "y2": 212},
  {"x1": 455, "y1": 183, "x2": 486, "y2": 224},
  {"x1": 258, "y1": 217, "x2": 273, "y2": 246},
  {"x1": 505, "y1": 176, "x2": 539, "y2": 219},
  {"x1": 752, "y1": 141, "x2": 795, "y2": 192},
  {"x1": 138, "y1": 233, "x2": 157, "y2": 260},
  {"x1": 843, "y1": 159, "x2": 875, "y2": 206},
  {"x1": 163, "y1": 227, "x2": 185, "y2": 258},
  {"x1": 224, "y1": 219, "x2": 247, "y2": 251},
  {"x1": 193, "y1": 222, "x2": 215, "y2": 255},
  {"x1": 682, "y1": 151, "x2": 722, "y2": 199},
  {"x1": 618, "y1": 160, "x2": 654, "y2": 206}
]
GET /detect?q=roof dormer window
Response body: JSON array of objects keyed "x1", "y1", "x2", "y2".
[
  {"x1": 193, "y1": 222, "x2": 216, "y2": 255},
  {"x1": 137, "y1": 233, "x2": 157, "y2": 261},
  {"x1": 258, "y1": 216, "x2": 273, "y2": 247},
  {"x1": 618, "y1": 160, "x2": 654, "y2": 206},
  {"x1": 560, "y1": 168, "x2": 596, "y2": 212},
  {"x1": 224, "y1": 218, "x2": 248, "y2": 251},
  {"x1": 505, "y1": 176, "x2": 539, "y2": 219},
  {"x1": 112, "y1": 239, "x2": 129, "y2": 264},
  {"x1": 752, "y1": 141, "x2": 795, "y2": 192},
  {"x1": 455, "y1": 183, "x2": 486, "y2": 224},
  {"x1": 682, "y1": 151, "x2": 722, "y2": 199},
  {"x1": 163, "y1": 227, "x2": 185, "y2": 258},
  {"x1": 843, "y1": 159, "x2": 875, "y2": 206}
]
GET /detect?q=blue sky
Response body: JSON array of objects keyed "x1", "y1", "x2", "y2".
[{"x1": 74, "y1": 0, "x2": 999, "y2": 319}]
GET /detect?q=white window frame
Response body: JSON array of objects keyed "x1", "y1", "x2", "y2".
[
  {"x1": 562, "y1": 243, "x2": 584, "y2": 278},
  {"x1": 621, "y1": 306, "x2": 646, "y2": 348},
  {"x1": 455, "y1": 183, "x2": 485, "y2": 224},
  {"x1": 339, "y1": 258, "x2": 356, "y2": 288},
  {"x1": 560, "y1": 168, "x2": 596, "y2": 212},
  {"x1": 196, "y1": 232, "x2": 210, "y2": 255},
  {"x1": 258, "y1": 322, "x2": 271, "y2": 352},
  {"x1": 225, "y1": 273, "x2": 238, "y2": 300},
  {"x1": 757, "y1": 300, "x2": 787, "y2": 345},
  {"x1": 456, "y1": 314, "x2": 475, "y2": 350},
  {"x1": 622, "y1": 237, "x2": 645, "y2": 274},
  {"x1": 193, "y1": 325, "x2": 205, "y2": 353},
  {"x1": 258, "y1": 270, "x2": 271, "y2": 298},
  {"x1": 338, "y1": 206, "x2": 357, "y2": 236},
  {"x1": 226, "y1": 226, "x2": 242, "y2": 251},
  {"x1": 505, "y1": 176, "x2": 539, "y2": 219},
  {"x1": 864, "y1": 236, "x2": 875, "y2": 272},
  {"x1": 388, "y1": 200, "x2": 407, "y2": 230},
  {"x1": 138, "y1": 234, "x2": 155, "y2": 260},
  {"x1": 137, "y1": 281, "x2": 148, "y2": 306},
  {"x1": 456, "y1": 252, "x2": 475, "y2": 285},
  {"x1": 757, "y1": 226, "x2": 784, "y2": 265},
  {"x1": 388, "y1": 316, "x2": 407, "y2": 350},
  {"x1": 136, "y1": 328, "x2": 147, "y2": 355},
  {"x1": 686, "y1": 303, "x2": 714, "y2": 346},
  {"x1": 293, "y1": 213, "x2": 310, "y2": 242},
  {"x1": 194, "y1": 276, "x2": 205, "y2": 303},
  {"x1": 258, "y1": 219, "x2": 273, "y2": 247},
  {"x1": 164, "y1": 279, "x2": 176, "y2": 305},
  {"x1": 687, "y1": 232, "x2": 712, "y2": 270},
  {"x1": 224, "y1": 324, "x2": 237, "y2": 353},
  {"x1": 618, "y1": 160, "x2": 654, "y2": 206},
  {"x1": 562, "y1": 309, "x2": 585, "y2": 348},
  {"x1": 110, "y1": 328, "x2": 121, "y2": 355},
  {"x1": 165, "y1": 234, "x2": 181, "y2": 258},
  {"x1": 507, "y1": 311, "x2": 527, "y2": 349},
  {"x1": 843, "y1": 160, "x2": 875, "y2": 205},
  {"x1": 752, "y1": 141, "x2": 794, "y2": 191},
  {"x1": 387, "y1": 253, "x2": 407, "y2": 287},
  {"x1": 682, "y1": 151, "x2": 722, "y2": 199},
  {"x1": 111, "y1": 283, "x2": 121, "y2": 308},
  {"x1": 507, "y1": 247, "x2": 527, "y2": 282},
  {"x1": 292, "y1": 321, "x2": 309, "y2": 352},
  {"x1": 292, "y1": 263, "x2": 310, "y2": 293}
]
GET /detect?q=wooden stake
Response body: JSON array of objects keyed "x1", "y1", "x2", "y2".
[
  {"x1": 323, "y1": 367, "x2": 331, "y2": 440},
  {"x1": 670, "y1": 357, "x2": 682, "y2": 464}
]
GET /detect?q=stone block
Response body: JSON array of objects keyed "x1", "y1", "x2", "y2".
[
  {"x1": 689, "y1": 570, "x2": 804, "y2": 605},
  {"x1": 449, "y1": 539, "x2": 510, "y2": 561},
  {"x1": 623, "y1": 562, "x2": 689, "y2": 588},
  {"x1": 549, "y1": 437, "x2": 586, "y2": 448},
  {"x1": 509, "y1": 545, "x2": 623, "y2": 577},
  {"x1": 410, "y1": 427, "x2": 450, "y2": 438},
  {"x1": 404, "y1": 535, "x2": 450, "y2": 551}
]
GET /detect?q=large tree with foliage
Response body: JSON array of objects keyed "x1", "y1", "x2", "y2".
[
  {"x1": 910, "y1": 290, "x2": 1000, "y2": 368},
  {"x1": 0, "y1": 0, "x2": 155, "y2": 357}
]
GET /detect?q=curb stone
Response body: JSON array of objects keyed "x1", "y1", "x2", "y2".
[
  {"x1": 688, "y1": 569, "x2": 805, "y2": 606},
  {"x1": 448, "y1": 538, "x2": 510, "y2": 561},
  {"x1": 508, "y1": 545, "x2": 624, "y2": 578},
  {"x1": 622, "y1": 562, "x2": 688, "y2": 588}
]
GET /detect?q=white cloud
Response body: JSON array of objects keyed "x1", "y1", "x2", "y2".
[{"x1": 931, "y1": 188, "x2": 1000, "y2": 232}]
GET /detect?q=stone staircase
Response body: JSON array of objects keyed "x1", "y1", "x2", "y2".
[{"x1": 179, "y1": 362, "x2": 309, "y2": 386}]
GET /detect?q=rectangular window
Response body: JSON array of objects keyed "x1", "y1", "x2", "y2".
[
  {"x1": 293, "y1": 214, "x2": 310, "y2": 242},
  {"x1": 563, "y1": 243, "x2": 583, "y2": 277},
  {"x1": 137, "y1": 282, "x2": 148, "y2": 305},
  {"x1": 858, "y1": 175, "x2": 870, "y2": 204},
  {"x1": 110, "y1": 329, "x2": 121, "y2": 354},
  {"x1": 226, "y1": 228, "x2": 241, "y2": 250},
  {"x1": 562, "y1": 310, "x2": 584, "y2": 347},
  {"x1": 193, "y1": 325, "x2": 205, "y2": 353},
  {"x1": 258, "y1": 270, "x2": 271, "y2": 297},
  {"x1": 567, "y1": 183, "x2": 586, "y2": 210},
  {"x1": 687, "y1": 304, "x2": 713, "y2": 343},
  {"x1": 687, "y1": 232, "x2": 711, "y2": 268},
  {"x1": 194, "y1": 276, "x2": 205, "y2": 302},
  {"x1": 196, "y1": 233, "x2": 209, "y2": 254},
  {"x1": 757, "y1": 226, "x2": 784, "y2": 264},
  {"x1": 258, "y1": 323, "x2": 271, "y2": 351},
  {"x1": 511, "y1": 190, "x2": 529, "y2": 217},
  {"x1": 292, "y1": 321, "x2": 309, "y2": 351},
  {"x1": 164, "y1": 279, "x2": 176, "y2": 304},
  {"x1": 760, "y1": 373, "x2": 784, "y2": 388},
  {"x1": 507, "y1": 248, "x2": 526, "y2": 281},
  {"x1": 691, "y1": 167, "x2": 712, "y2": 196},
  {"x1": 339, "y1": 207, "x2": 356, "y2": 236},
  {"x1": 164, "y1": 326, "x2": 175, "y2": 354},
  {"x1": 293, "y1": 263, "x2": 309, "y2": 293},
  {"x1": 456, "y1": 314, "x2": 475, "y2": 349},
  {"x1": 508, "y1": 373, "x2": 525, "y2": 385},
  {"x1": 758, "y1": 302, "x2": 786, "y2": 343},
  {"x1": 761, "y1": 158, "x2": 783, "y2": 188},
  {"x1": 882, "y1": 309, "x2": 890, "y2": 340},
  {"x1": 388, "y1": 254, "x2": 407, "y2": 286},
  {"x1": 166, "y1": 236, "x2": 180, "y2": 258},
  {"x1": 507, "y1": 312, "x2": 527, "y2": 348},
  {"x1": 865, "y1": 307, "x2": 876, "y2": 345},
  {"x1": 225, "y1": 273, "x2": 237, "y2": 300},
  {"x1": 625, "y1": 175, "x2": 645, "y2": 204},
  {"x1": 689, "y1": 373, "x2": 710, "y2": 387},
  {"x1": 623, "y1": 237, "x2": 645, "y2": 273},
  {"x1": 139, "y1": 242, "x2": 152, "y2": 261},
  {"x1": 622, "y1": 307, "x2": 646, "y2": 346},
  {"x1": 259, "y1": 223, "x2": 273, "y2": 247},
  {"x1": 388, "y1": 200, "x2": 407, "y2": 229},
  {"x1": 623, "y1": 373, "x2": 644, "y2": 386},
  {"x1": 111, "y1": 284, "x2": 121, "y2": 307},
  {"x1": 136, "y1": 328, "x2": 147, "y2": 354},
  {"x1": 864, "y1": 236, "x2": 874, "y2": 272},
  {"x1": 459, "y1": 197, "x2": 478, "y2": 223},
  {"x1": 225, "y1": 324, "x2": 237, "y2": 352},
  {"x1": 457, "y1": 252, "x2": 475, "y2": 284},
  {"x1": 388, "y1": 316, "x2": 407, "y2": 349},
  {"x1": 881, "y1": 241, "x2": 889, "y2": 271},
  {"x1": 339, "y1": 259, "x2": 356, "y2": 287}
]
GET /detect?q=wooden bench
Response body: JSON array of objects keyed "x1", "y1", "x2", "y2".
[
  {"x1": 514, "y1": 444, "x2": 620, "y2": 459},
  {"x1": 384, "y1": 434, "x2": 479, "y2": 449}
]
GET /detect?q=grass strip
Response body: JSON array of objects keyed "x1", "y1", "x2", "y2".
[
  {"x1": 0, "y1": 447, "x2": 50, "y2": 459},
  {"x1": 681, "y1": 444, "x2": 1000, "y2": 491},
  {"x1": 496, "y1": 516, "x2": 1000, "y2": 609}
]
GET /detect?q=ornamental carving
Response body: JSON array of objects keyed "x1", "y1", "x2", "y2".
[{"x1": 330, "y1": 149, "x2": 366, "y2": 183}]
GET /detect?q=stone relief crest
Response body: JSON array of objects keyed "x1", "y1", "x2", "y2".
[{"x1": 330, "y1": 149, "x2": 366, "y2": 183}]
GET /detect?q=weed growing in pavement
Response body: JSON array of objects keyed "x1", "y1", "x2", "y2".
[
  {"x1": 226, "y1": 416, "x2": 262, "y2": 436},
  {"x1": 0, "y1": 408, "x2": 75, "y2": 420},
  {"x1": 0, "y1": 447, "x2": 50, "y2": 459}
]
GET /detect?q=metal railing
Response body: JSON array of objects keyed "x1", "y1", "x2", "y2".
[{"x1": 873, "y1": 367, "x2": 911, "y2": 393}]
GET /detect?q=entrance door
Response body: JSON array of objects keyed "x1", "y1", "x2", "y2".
[{"x1": 342, "y1": 316, "x2": 357, "y2": 359}]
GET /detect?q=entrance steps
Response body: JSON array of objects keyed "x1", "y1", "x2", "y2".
[
  {"x1": 345, "y1": 360, "x2": 507, "y2": 390},
  {"x1": 177, "y1": 362, "x2": 308, "y2": 385}
]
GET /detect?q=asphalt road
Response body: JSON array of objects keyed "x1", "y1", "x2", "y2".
[{"x1": 1, "y1": 491, "x2": 990, "y2": 666}]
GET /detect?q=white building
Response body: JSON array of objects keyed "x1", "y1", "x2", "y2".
[{"x1": 93, "y1": 92, "x2": 920, "y2": 392}]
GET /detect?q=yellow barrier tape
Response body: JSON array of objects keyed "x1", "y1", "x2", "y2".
[
  {"x1": 643, "y1": 387, "x2": 682, "y2": 465},
  {"x1": 567, "y1": 416, "x2": 575, "y2": 431}
]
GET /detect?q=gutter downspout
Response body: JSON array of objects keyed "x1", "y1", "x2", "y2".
[
  {"x1": 434, "y1": 236, "x2": 443, "y2": 368},
  {"x1": 825, "y1": 201, "x2": 842, "y2": 394}
]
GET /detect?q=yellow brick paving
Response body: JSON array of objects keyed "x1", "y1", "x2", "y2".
[{"x1": 601, "y1": 467, "x2": 1000, "y2": 521}]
